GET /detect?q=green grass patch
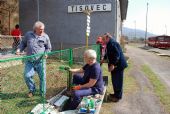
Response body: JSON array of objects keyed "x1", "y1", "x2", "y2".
[
  {"x1": 124, "y1": 61, "x2": 139, "y2": 94},
  {"x1": 141, "y1": 65, "x2": 170, "y2": 113},
  {"x1": 0, "y1": 58, "x2": 70, "y2": 114}
]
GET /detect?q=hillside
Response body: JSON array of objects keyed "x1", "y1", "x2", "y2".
[{"x1": 122, "y1": 27, "x2": 156, "y2": 39}]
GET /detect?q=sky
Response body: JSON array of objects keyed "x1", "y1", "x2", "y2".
[{"x1": 123, "y1": 0, "x2": 170, "y2": 36}]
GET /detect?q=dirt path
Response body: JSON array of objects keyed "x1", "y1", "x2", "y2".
[
  {"x1": 101, "y1": 45, "x2": 170, "y2": 114},
  {"x1": 111, "y1": 64, "x2": 166, "y2": 114},
  {"x1": 127, "y1": 45, "x2": 170, "y2": 91}
]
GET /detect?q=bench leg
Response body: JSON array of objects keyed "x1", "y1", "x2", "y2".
[{"x1": 104, "y1": 89, "x2": 108, "y2": 102}]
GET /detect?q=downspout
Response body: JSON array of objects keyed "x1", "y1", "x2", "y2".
[
  {"x1": 37, "y1": 0, "x2": 40, "y2": 21},
  {"x1": 114, "y1": 0, "x2": 118, "y2": 41}
]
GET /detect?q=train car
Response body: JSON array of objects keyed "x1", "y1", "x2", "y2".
[
  {"x1": 148, "y1": 36, "x2": 157, "y2": 47},
  {"x1": 148, "y1": 35, "x2": 170, "y2": 48}
]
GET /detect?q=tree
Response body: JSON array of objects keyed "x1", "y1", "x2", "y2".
[{"x1": 0, "y1": 0, "x2": 19, "y2": 35}]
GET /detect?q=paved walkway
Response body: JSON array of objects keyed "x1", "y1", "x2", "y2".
[{"x1": 140, "y1": 46, "x2": 170, "y2": 57}]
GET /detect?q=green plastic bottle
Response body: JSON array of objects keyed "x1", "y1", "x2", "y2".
[
  {"x1": 84, "y1": 97, "x2": 89, "y2": 109},
  {"x1": 90, "y1": 98, "x2": 95, "y2": 109}
]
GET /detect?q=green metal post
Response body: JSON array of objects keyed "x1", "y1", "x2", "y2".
[
  {"x1": 69, "y1": 48, "x2": 73, "y2": 66},
  {"x1": 97, "y1": 44, "x2": 101, "y2": 62},
  {"x1": 68, "y1": 48, "x2": 73, "y2": 90},
  {"x1": 42, "y1": 57, "x2": 45, "y2": 113}
]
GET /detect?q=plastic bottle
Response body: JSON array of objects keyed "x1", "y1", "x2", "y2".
[
  {"x1": 80, "y1": 97, "x2": 86, "y2": 108},
  {"x1": 85, "y1": 97, "x2": 90, "y2": 108},
  {"x1": 90, "y1": 98, "x2": 95, "y2": 109}
]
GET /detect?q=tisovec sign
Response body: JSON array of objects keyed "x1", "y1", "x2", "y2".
[{"x1": 68, "y1": 3, "x2": 112, "y2": 13}]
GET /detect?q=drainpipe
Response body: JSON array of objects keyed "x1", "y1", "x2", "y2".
[
  {"x1": 114, "y1": 0, "x2": 118, "y2": 41},
  {"x1": 37, "y1": 0, "x2": 39, "y2": 21}
]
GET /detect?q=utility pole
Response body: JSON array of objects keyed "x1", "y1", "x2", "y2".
[
  {"x1": 144, "y1": 2, "x2": 149, "y2": 46},
  {"x1": 134, "y1": 20, "x2": 136, "y2": 39},
  {"x1": 165, "y1": 24, "x2": 167, "y2": 35}
]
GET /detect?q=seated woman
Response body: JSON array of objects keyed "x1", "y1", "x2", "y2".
[{"x1": 67, "y1": 49, "x2": 104, "y2": 110}]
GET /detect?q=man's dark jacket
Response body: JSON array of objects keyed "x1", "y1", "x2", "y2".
[{"x1": 104, "y1": 38, "x2": 128, "y2": 69}]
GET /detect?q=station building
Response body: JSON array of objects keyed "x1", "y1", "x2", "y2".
[{"x1": 19, "y1": 0, "x2": 128, "y2": 50}]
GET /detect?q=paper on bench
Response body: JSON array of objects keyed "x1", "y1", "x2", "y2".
[{"x1": 54, "y1": 95, "x2": 69, "y2": 107}]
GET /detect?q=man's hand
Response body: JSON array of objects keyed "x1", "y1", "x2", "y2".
[
  {"x1": 108, "y1": 64, "x2": 115, "y2": 72},
  {"x1": 64, "y1": 66, "x2": 70, "y2": 70},
  {"x1": 72, "y1": 85, "x2": 81, "y2": 90},
  {"x1": 100, "y1": 59, "x2": 104, "y2": 65},
  {"x1": 44, "y1": 54, "x2": 48, "y2": 59},
  {"x1": 15, "y1": 49, "x2": 21, "y2": 55}
]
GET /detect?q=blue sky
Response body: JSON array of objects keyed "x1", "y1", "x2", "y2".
[{"x1": 123, "y1": 0, "x2": 170, "y2": 35}]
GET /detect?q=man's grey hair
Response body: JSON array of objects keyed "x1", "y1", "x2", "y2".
[
  {"x1": 84, "y1": 49, "x2": 97, "y2": 60},
  {"x1": 33, "y1": 21, "x2": 45, "y2": 30},
  {"x1": 104, "y1": 32, "x2": 112, "y2": 38}
]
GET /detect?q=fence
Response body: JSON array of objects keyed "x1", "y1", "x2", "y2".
[
  {"x1": 0, "y1": 44, "x2": 100, "y2": 114},
  {"x1": 0, "y1": 35, "x2": 23, "y2": 55}
]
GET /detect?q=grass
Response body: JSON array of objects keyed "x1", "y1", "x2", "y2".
[
  {"x1": 0, "y1": 58, "x2": 70, "y2": 114},
  {"x1": 4, "y1": 57, "x2": 170, "y2": 114},
  {"x1": 0, "y1": 64, "x2": 43, "y2": 114},
  {"x1": 141, "y1": 64, "x2": 170, "y2": 113},
  {"x1": 123, "y1": 61, "x2": 139, "y2": 95},
  {"x1": 1, "y1": 60, "x2": 136, "y2": 114}
]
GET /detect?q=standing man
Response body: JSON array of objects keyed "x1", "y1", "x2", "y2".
[
  {"x1": 16, "y1": 21, "x2": 52, "y2": 97},
  {"x1": 11, "y1": 24, "x2": 22, "y2": 52},
  {"x1": 101, "y1": 32, "x2": 127, "y2": 102}
]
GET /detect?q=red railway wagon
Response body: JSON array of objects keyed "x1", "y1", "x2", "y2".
[{"x1": 147, "y1": 35, "x2": 170, "y2": 48}]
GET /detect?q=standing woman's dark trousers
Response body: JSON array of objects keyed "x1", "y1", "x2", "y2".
[{"x1": 111, "y1": 68, "x2": 124, "y2": 99}]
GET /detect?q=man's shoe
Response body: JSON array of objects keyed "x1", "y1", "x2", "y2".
[
  {"x1": 109, "y1": 93, "x2": 115, "y2": 97},
  {"x1": 110, "y1": 97, "x2": 120, "y2": 102},
  {"x1": 109, "y1": 95, "x2": 120, "y2": 102},
  {"x1": 27, "y1": 92, "x2": 33, "y2": 98}
]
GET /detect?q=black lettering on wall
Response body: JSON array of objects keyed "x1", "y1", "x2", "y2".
[
  {"x1": 79, "y1": 6, "x2": 82, "y2": 11},
  {"x1": 103, "y1": 5, "x2": 106, "y2": 10},
  {"x1": 91, "y1": 5, "x2": 94, "y2": 10},
  {"x1": 71, "y1": 6, "x2": 74, "y2": 12},
  {"x1": 75, "y1": 6, "x2": 77, "y2": 12},
  {"x1": 96, "y1": 5, "x2": 100, "y2": 10},
  {"x1": 85, "y1": 6, "x2": 88, "y2": 10}
]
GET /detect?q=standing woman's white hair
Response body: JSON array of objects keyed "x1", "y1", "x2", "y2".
[
  {"x1": 84, "y1": 49, "x2": 97, "y2": 60},
  {"x1": 33, "y1": 21, "x2": 45, "y2": 30}
]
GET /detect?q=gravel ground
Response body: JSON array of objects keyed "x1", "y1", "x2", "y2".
[
  {"x1": 128, "y1": 45, "x2": 170, "y2": 91},
  {"x1": 106, "y1": 45, "x2": 170, "y2": 114}
]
